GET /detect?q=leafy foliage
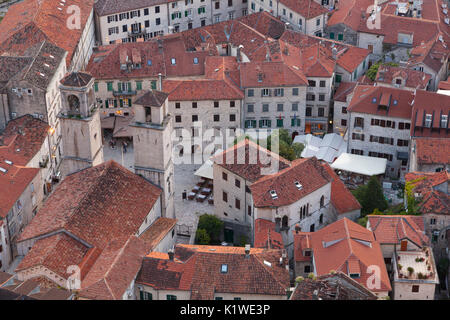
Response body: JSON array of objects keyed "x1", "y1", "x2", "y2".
[
  {"x1": 352, "y1": 176, "x2": 388, "y2": 215},
  {"x1": 195, "y1": 228, "x2": 211, "y2": 245},
  {"x1": 197, "y1": 214, "x2": 224, "y2": 243}
]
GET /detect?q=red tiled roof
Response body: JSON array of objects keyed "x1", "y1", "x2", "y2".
[
  {"x1": 79, "y1": 236, "x2": 150, "y2": 300},
  {"x1": 411, "y1": 90, "x2": 450, "y2": 138},
  {"x1": 327, "y1": 0, "x2": 373, "y2": 30},
  {"x1": 348, "y1": 85, "x2": 414, "y2": 119},
  {"x1": 293, "y1": 218, "x2": 391, "y2": 292},
  {"x1": 87, "y1": 37, "x2": 207, "y2": 80},
  {"x1": 415, "y1": 138, "x2": 450, "y2": 165},
  {"x1": 139, "y1": 217, "x2": 177, "y2": 250},
  {"x1": 368, "y1": 215, "x2": 429, "y2": 247},
  {"x1": 240, "y1": 61, "x2": 308, "y2": 87},
  {"x1": 336, "y1": 47, "x2": 369, "y2": 73},
  {"x1": 136, "y1": 244, "x2": 289, "y2": 298},
  {"x1": 19, "y1": 161, "x2": 162, "y2": 247},
  {"x1": 405, "y1": 171, "x2": 450, "y2": 215},
  {"x1": 250, "y1": 157, "x2": 331, "y2": 208},
  {"x1": 0, "y1": 115, "x2": 50, "y2": 166},
  {"x1": 0, "y1": 115, "x2": 49, "y2": 218},
  {"x1": 254, "y1": 219, "x2": 283, "y2": 249},
  {"x1": 0, "y1": 0, "x2": 94, "y2": 67},
  {"x1": 163, "y1": 79, "x2": 244, "y2": 101},
  {"x1": 321, "y1": 163, "x2": 361, "y2": 214},
  {"x1": 438, "y1": 76, "x2": 450, "y2": 90},
  {"x1": 213, "y1": 139, "x2": 291, "y2": 183},
  {"x1": 333, "y1": 82, "x2": 356, "y2": 102},
  {"x1": 280, "y1": 0, "x2": 328, "y2": 19},
  {"x1": 16, "y1": 233, "x2": 90, "y2": 279},
  {"x1": 375, "y1": 65, "x2": 431, "y2": 90}
]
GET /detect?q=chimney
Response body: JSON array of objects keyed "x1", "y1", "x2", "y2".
[
  {"x1": 158, "y1": 73, "x2": 163, "y2": 91},
  {"x1": 245, "y1": 244, "x2": 250, "y2": 258},
  {"x1": 295, "y1": 224, "x2": 301, "y2": 233},
  {"x1": 168, "y1": 248, "x2": 174, "y2": 261}
]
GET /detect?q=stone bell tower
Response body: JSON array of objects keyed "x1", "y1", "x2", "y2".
[
  {"x1": 58, "y1": 72, "x2": 104, "y2": 177},
  {"x1": 132, "y1": 89, "x2": 175, "y2": 218}
]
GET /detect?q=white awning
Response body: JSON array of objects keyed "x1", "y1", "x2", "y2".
[
  {"x1": 194, "y1": 149, "x2": 223, "y2": 180},
  {"x1": 331, "y1": 153, "x2": 387, "y2": 176}
]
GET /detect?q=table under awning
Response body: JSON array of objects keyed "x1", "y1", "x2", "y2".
[{"x1": 331, "y1": 153, "x2": 387, "y2": 176}]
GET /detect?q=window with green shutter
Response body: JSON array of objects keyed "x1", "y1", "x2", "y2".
[
  {"x1": 276, "y1": 119, "x2": 283, "y2": 128},
  {"x1": 128, "y1": 99, "x2": 132, "y2": 107},
  {"x1": 291, "y1": 118, "x2": 300, "y2": 127},
  {"x1": 105, "y1": 99, "x2": 109, "y2": 108},
  {"x1": 107, "y1": 82, "x2": 113, "y2": 91},
  {"x1": 245, "y1": 120, "x2": 256, "y2": 128},
  {"x1": 171, "y1": 13, "x2": 175, "y2": 20},
  {"x1": 94, "y1": 82, "x2": 98, "y2": 92},
  {"x1": 151, "y1": 81, "x2": 157, "y2": 89},
  {"x1": 119, "y1": 99, "x2": 124, "y2": 108},
  {"x1": 335, "y1": 74, "x2": 342, "y2": 83},
  {"x1": 136, "y1": 81, "x2": 142, "y2": 90},
  {"x1": 338, "y1": 33, "x2": 343, "y2": 41},
  {"x1": 329, "y1": 32, "x2": 335, "y2": 39},
  {"x1": 167, "y1": 295, "x2": 177, "y2": 300},
  {"x1": 113, "y1": 99, "x2": 118, "y2": 107}
]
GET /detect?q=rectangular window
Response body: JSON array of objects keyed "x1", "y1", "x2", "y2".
[
  {"x1": 247, "y1": 104, "x2": 254, "y2": 113},
  {"x1": 223, "y1": 191, "x2": 228, "y2": 202},
  {"x1": 235, "y1": 179, "x2": 240, "y2": 188},
  {"x1": 247, "y1": 89, "x2": 254, "y2": 97},
  {"x1": 277, "y1": 104, "x2": 283, "y2": 112},
  {"x1": 166, "y1": 295, "x2": 177, "y2": 300},
  {"x1": 136, "y1": 81, "x2": 142, "y2": 90},
  {"x1": 292, "y1": 103, "x2": 298, "y2": 111},
  {"x1": 412, "y1": 285, "x2": 419, "y2": 293},
  {"x1": 292, "y1": 88, "x2": 299, "y2": 96},
  {"x1": 235, "y1": 198, "x2": 240, "y2": 209},
  {"x1": 107, "y1": 82, "x2": 113, "y2": 91},
  {"x1": 192, "y1": 115, "x2": 198, "y2": 122},
  {"x1": 222, "y1": 172, "x2": 228, "y2": 181},
  {"x1": 276, "y1": 118, "x2": 284, "y2": 128},
  {"x1": 230, "y1": 114, "x2": 236, "y2": 122},
  {"x1": 214, "y1": 114, "x2": 220, "y2": 122}
]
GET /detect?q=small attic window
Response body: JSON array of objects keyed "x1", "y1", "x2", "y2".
[
  {"x1": 270, "y1": 190, "x2": 278, "y2": 199},
  {"x1": 171, "y1": 58, "x2": 176, "y2": 65},
  {"x1": 372, "y1": 97, "x2": 377, "y2": 103},
  {"x1": 263, "y1": 260, "x2": 272, "y2": 267},
  {"x1": 193, "y1": 57, "x2": 199, "y2": 64},
  {"x1": 349, "y1": 273, "x2": 360, "y2": 279},
  {"x1": 147, "y1": 60, "x2": 152, "y2": 66},
  {"x1": 294, "y1": 181, "x2": 303, "y2": 190},
  {"x1": 393, "y1": 100, "x2": 398, "y2": 105},
  {"x1": 221, "y1": 264, "x2": 228, "y2": 273},
  {"x1": 0, "y1": 167, "x2": 7, "y2": 173},
  {"x1": 4, "y1": 160, "x2": 12, "y2": 165}
]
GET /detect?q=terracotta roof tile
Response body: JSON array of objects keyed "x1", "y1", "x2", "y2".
[
  {"x1": 214, "y1": 139, "x2": 291, "y2": 183},
  {"x1": 250, "y1": 157, "x2": 331, "y2": 208},
  {"x1": 368, "y1": 215, "x2": 429, "y2": 247},
  {"x1": 139, "y1": 217, "x2": 177, "y2": 250},
  {"x1": 294, "y1": 218, "x2": 391, "y2": 292},
  {"x1": 321, "y1": 163, "x2": 361, "y2": 214},
  {"x1": 254, "y1": 219, "x2": 283, "y2": 249},
  {"x1": 415, "y1": 138, "x2": 450, "y2": 165},
  {"x1": 136, "y1": 244, "x2": 289, "y2": 298}
]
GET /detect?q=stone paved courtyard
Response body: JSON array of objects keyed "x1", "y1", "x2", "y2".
[{"x1": 102, "y1": 136, "x2": 214, "y2": 243}]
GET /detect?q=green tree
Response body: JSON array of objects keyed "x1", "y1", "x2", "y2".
[
  {"x1": 352, "y1": 176, "x2": 388, "y2": 215},
  {"x1": 195, "y1": 228, "x2": 211, "y2": 245},
  {"x1": 197, "y1": 214, "x2": 224, "y2": 243},
  {"x1": 292, "y1": 142, "x2": 305, "y2": 159}
]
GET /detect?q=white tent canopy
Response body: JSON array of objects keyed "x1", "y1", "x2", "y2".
[
  {"x1": 294, "y1": 133, "x2": 346, "y2": 163},
  {"x1": 194, "y1": 149, "x2": 223, "y2": 180},
  {"x1": 331, "y1": 153, "x2": 387, "y2": 176}
]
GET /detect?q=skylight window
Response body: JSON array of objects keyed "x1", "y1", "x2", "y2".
[
  {"x1": 171, "y1": 58, "x2": 176, "y2": 65},
  {"x1": 294, "y1": 181, "x2": 303, "y2": 190},
  {"x1": 221, "y1": 264, "x2": 228, "y2": 273},
  {"x1": 0, "y1": 167, "x2": 7, "y2": 173},
  {"x1": 4, "y1": 160, "x2": 12, "y2": 165},
  {"x1": 372, "y1": 97, "x2": 377, "y2": 103},
  {"x1": 193, "y1": 57, "x2": 199, "y2": 64},
  {"x1": 393, "y1": 100, "x2": 398, "y2": 105},
  {"x1": 270, "y1": 190, "x2": 278, "y2": 199},
  {"x1": 147, "y1": 60, "x2": 152, "y2": 66}
]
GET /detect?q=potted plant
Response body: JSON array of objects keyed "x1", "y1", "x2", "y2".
[{"x1": 407, "y1": 267, "x2": 414, "y2": 276}]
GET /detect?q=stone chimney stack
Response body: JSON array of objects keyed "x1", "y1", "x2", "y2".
[
  {"x1": 168, "y1": 248, "x2": 174, "y2": 261},
  {"x1": 245, "y1": 244, "x2": 250, "y2": 258},
  {"x1": 158, "y1": 73, "x2": 163, "y2": 91}
]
